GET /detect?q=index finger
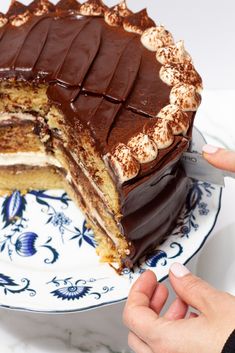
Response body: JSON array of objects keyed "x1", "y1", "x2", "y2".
[
  {"x1": 203, "y1": 146, "x2": 235, "y2": 172},
  {"x1": 123, "y1": 270, "x2": 159, "y2": 340}
]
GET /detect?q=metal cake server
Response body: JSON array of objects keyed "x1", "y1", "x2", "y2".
[{"x1": 181, "y1": 151, "x2": 235, "y2": 187}]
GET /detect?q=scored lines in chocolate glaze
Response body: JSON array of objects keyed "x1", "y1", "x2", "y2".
[
  {"x1": 0, "y1": 1, "x2": 174, "y2": 149},
  {"x1": 0, "y1": 0, "x2": 200, "y2": 179},
  {"x1": 0, "y1": 1, "x2": 168, "y2": 115}
]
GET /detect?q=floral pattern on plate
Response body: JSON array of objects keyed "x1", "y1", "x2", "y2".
[{"x1": 0, "y1": 180, "x2": 221, "y2": 312}]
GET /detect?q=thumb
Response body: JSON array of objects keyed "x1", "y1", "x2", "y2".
[
  {"x1": 202, "y1": 145, "x2": 235, "y2": 172},
  {"x1": 169, "y1": 262, "x2": 221, "y2": 314}
]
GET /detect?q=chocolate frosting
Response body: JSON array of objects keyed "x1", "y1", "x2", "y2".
[
  {"x1": 28, "y1": 0, "x2": 55, "y2": 15},
  {"x1": 123, "y1": 9, "x2": 155, "y2": 33},
  {"x1": 126, "y1": 169, "x2": 192, "y2": 265},
  {"x1": 6, "y1": 1, "x2": 28, "y2": 18},
  {"x1": 0, "y1": 0, "x2": 198, "y2": 266},
  {"x1": 56, "y1": 0, "x2": 81, "y2": 13},
  {"x1": 80, "y1": 0, "x2": 107, "y2": 15}
]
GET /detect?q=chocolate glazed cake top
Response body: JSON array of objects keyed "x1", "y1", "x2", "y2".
[
  {"x1": 0, "y1": 0, "x2": 202, "y2": 190},
  {"x1": 0, "y1": 0, "x2": 203, "y2": 265}
]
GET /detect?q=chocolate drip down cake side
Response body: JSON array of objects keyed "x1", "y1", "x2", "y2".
[{"x1": 0, "y1": 0, "x2": 202, "y2": 271}]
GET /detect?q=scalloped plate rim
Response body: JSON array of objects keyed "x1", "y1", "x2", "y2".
[{"x1": 0, "y1": 186, "x2": 223, "y2": 314}]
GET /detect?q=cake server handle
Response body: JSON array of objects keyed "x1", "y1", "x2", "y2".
[{"x1": 181, "y1": 151, "x2": 235, "y2": 187}]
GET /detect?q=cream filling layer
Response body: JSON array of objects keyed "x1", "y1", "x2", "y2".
[
  {"x1": 0, "y1": 152, "x2": 62, "y2": 168},
  {"x1": 75, "y1": 183, "x2": 120, "y2": 247},
  {"x1": 71, "y1": 151, "x2": 113, "y2": 213},
  {"x1": 0, "y1": 112, "x2": 36, "y2": 121},
  {"x1": 0, "y1": 152, "x2": 121, "y2": 253}
]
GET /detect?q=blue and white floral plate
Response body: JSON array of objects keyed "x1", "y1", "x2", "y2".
[{"x1": 0, "y1": 129, "x2": 222, "y2": 313}]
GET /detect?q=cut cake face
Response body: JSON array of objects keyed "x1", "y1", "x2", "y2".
[{"x1": 0, "y1": 0, "x2": 202, "y2": 271}]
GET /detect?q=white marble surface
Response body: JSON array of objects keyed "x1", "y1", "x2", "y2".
[
  {"x1": 1, "y1": 1, "x2": 235, "y2": 352},
  {"x1": 0, "y1": 303, "x2": 128, "y2": 353}
]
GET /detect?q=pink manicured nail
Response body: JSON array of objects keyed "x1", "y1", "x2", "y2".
[
  {"x1": 202, "y1": 144, "x2": 219, "y2": 154},
  {"x1": 170, "y1": 263, "x2": 190, "y2": 278}
]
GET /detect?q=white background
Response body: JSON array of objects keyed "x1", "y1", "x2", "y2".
[{"x1": 2, "y1": 0, "x2": 235, "y2": 89}]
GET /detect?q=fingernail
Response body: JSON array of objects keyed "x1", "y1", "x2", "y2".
[
  {"x1": 170, "y1": 263, "x2": 190, "y2": 278},
  {"x1": 202, "y1": 144, "x2": 219, "y2": 154}
]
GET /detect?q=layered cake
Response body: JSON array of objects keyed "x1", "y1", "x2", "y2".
[{"x1": 0, "y1": 0, "x2": 202, "y2": 270}]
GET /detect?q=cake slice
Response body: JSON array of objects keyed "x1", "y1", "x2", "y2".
[{"x1": 0, "y1": 0, "x2": 202, "y2": 271}]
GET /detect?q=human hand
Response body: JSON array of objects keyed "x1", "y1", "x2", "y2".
[
  {"x1": 123, "y1": 263, "x2": 235, "y2": 353},
  {"x1": 202, "y1": 145, "x2": 235, "y2": 172}
]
